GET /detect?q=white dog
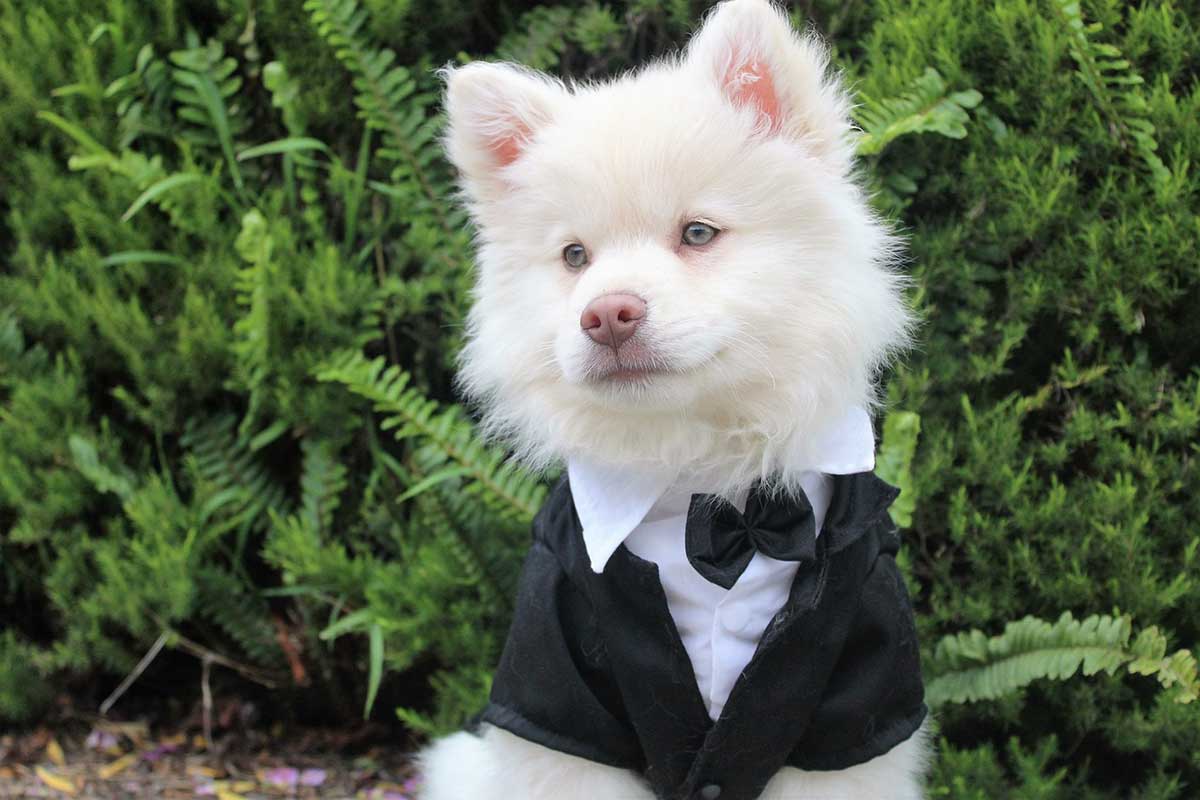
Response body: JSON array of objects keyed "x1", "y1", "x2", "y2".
[{"x1": 421, "y1": 1, "x2": 929, "y2": 798}]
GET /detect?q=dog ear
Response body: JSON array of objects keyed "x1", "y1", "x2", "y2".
[
  {"x1": 442, "y1": 62, "x2": 565, "y2": 200},
  {"x1": 686, "y1": 0, "x2": 853, "y2": 173}
]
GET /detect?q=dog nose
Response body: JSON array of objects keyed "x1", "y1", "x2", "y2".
[{"x1": 580, "y1": 294, "x2": 647, "y2": 349}]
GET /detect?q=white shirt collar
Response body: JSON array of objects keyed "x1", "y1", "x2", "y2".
[{"x1": 567, "y1": 406, "x2": 877, "y2": 574}]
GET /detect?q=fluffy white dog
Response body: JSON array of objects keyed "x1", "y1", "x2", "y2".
[{"x1": 421, "y1": 1, "x2": 928, "y2": 798}]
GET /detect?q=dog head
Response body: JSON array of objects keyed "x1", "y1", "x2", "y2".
[{"x1": 443, "y1": 0, "x2": 912, "y2": 490}]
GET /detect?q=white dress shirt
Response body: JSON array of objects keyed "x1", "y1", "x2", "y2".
[{"x1": 567, "y1": 407, "x2": 877, "y2": 720}]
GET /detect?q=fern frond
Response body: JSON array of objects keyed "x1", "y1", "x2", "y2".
[
  {"x1": 68, "y1": 434, "x2": 137, "y2": 500},
  {"x1": 855, "y1": 67, "x2": 982, "y2": 157},
  {"x1": 927, "y1": 612, "x2": 1199, "y2": 707},
  {"x1": 182, "y1": 413, "x2": 292, "y2": 536},
  {"x1": 1050, "y1": 0, "x2": 1168, "y2": 186},
  {"x1": 1127, "y1": 625, "x2": 1200, "y2": 704},
  {"x1": 496, "y1": 7, "x2": 574, "y2": 71},
  {"x1": 168, "y1": 35, "x2": 248, "y2": 194},
  {"x1": 303, "y1": 0, "x2": 457, "y2": 241},
  {"x1": 232, "y1": 209, "x2": 277, "y2": 432},
  {"x1": 300, "y1": 438, "x2": 349, "y2": 533},
  {"x1": 396, "y1": 666, "x2": 493, "y2": 738},
  {"x1": 316, "y1": 350, "x2": 545, "y2": 523},
  {"x1": 193, "y1": 566, "x2": 285, "y2": 670},
  {"x1": 259, "y1": 60, "x2": 326, "y2": 222},
  {"x1": 102, "y1": 43, "x2": 174, "y2": 150}
]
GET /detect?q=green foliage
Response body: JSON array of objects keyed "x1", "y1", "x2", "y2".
[
  {"x1": 1050, "y1": 0, "x2": 1169, "y2": 187},
  {"x1": 928, "y1": 612, "x2": 1199, "y2": 708},
  {"x1": 497, "y1": 6, "x2": 576, "y2": 70},
  {"x1": 316, "y1": 351, "x2": 547, "y2": 523},
  {"x1": 0, "y1": 631, "x2": 52, "y2": 722},
  {"x1": 856, "y1": 67, "x2": 983, "y2": 157},
  {"x1": 876, "y1": 410, "x2": 922, "y2": 528},
  {"x1": 2, "y1": 0, "x2": 1199, "y2": 795}
]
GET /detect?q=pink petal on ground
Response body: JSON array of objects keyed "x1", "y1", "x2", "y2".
[
  {"x1": 299, "y1": 768, "x2": 327, "y2": 786},
  {"x1": 361, "y1": 788, "x2": 412, "y2": 800},
  {"x1": 264, "y1": 766, "x2": 300, "y2": 787},
  {"x1": 142, "y1": 742, "x2": 178, "y2": 761},
  {"x1": 86, "y1": 730, "x2": 119, "y2": 751},
  {"x1": 194, "y1": 781, "x2": 216, "y2": 796}
]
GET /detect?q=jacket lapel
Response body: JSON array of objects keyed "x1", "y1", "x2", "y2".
[{"x1": 587, "y1": 542, "x2": 715, "y2": 796}]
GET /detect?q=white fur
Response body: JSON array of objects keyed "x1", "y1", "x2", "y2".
[
  {"x1": 444, "y1": 0, "x2": 913, "y2": 496},
  {"x1": 424, "y1": 0, "x2": 925, "y2": 797},
  {"x1": 420, "y1": 723, "x2": 931, "y2": 800}
]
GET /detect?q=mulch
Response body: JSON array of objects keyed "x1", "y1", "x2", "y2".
[{"x1": 0, "y1": 721, "x2": 420, "y2": 799}]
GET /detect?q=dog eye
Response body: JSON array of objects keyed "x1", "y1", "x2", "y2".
[
  {"x1": 681, "y1": 221, "x2": 719, "y2": 246},
  {"x1": 562, "y1": 243, "x2": 589, "y2": 269}
]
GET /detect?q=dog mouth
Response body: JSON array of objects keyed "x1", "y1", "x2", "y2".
[
  {"x1": 574, "y1": 333, "x2": 723, "y2": 388},
  {"x1": 586, "y1": 360, "x2": 667, "y2": 384},
  {"x1": 582, "y1": 348, "x2": 672, "y2": 384},
  {"x1": 596, "y1": 365, "x2": 662, "y2": 383}
]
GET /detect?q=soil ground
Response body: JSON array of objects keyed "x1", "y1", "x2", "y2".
[{"x1": 0, "y1": 720, "x2": 419, "y2": 799}]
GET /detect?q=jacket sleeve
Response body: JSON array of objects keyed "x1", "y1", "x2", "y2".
[
  {"x1": 789, "y1": 527, "x2": 927, "y2": 771},
  {"x1": 481, "y1": 539, "x2": 644, "y2": 769}
]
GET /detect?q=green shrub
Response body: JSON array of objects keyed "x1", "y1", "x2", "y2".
[{"x1": 1, "y1": 0, "x2": 1198, "y2": 796}]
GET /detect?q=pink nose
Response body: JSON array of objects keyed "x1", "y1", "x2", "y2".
[{"x1": 580, "y1": 294, "x2": 647, "y2": 350}]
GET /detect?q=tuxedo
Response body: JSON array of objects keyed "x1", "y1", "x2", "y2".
[{"x1": 480, "y1": 470, "x2": 927, "y2": 800}]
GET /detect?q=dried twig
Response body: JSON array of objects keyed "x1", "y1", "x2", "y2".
[
  {"x1": 145, "y1": 612, "x2": 283, "y2": 689},
  {"x1": 170, "y1": 632, "x2": 282, "y2": 689},
  {"x1": 200, "y1": 656, "x2": 214, "y2": 751},
  {"x1": 100, "y1": 631, "x2": 169, "y2": 715}
]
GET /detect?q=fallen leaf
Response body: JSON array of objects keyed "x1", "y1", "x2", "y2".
[
  {"x1": 0, "y1": 766, "x2": 15, "y2": 779},
  {"x1": 187, "y1": 765, "x2": 220, "y2": 778},
  {"x1": 99, "y1": 720, "x2": 148, "y2": 746},
  {"x1": 46, "y1": 738, "x2": 66, "y2": 766},
  {"x1": 216, "y1": 790, "x2": 247, "y2": 800},
  {"x1": 230, "y1": 780, "x2": 256, "y2": 792},
  {"x1": 35, "y1": 765, "x2": 79, "y2": 795},
  {"x1": 98, "y1": 752, "x2": 139, "y2": 779},
  {"x1": 193, "y1": 734, "x2": 207, "y2": 750}
]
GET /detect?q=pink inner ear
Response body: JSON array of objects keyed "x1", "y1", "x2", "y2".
[
  {"x1": 487, "y1": 118, "x2": 532, "y2": 168},
  {"x1": 723, "y1": 58, "x2": 783, "y2": 134}
]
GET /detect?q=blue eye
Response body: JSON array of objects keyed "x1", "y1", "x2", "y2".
[
  {"x1": 563, "y1": 243, "x2": 588, "y2": 269},
  {"x1": 682, "y1": 221, "x2": 719, "y2": 246}
]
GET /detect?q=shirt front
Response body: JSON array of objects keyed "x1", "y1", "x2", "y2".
[{"x1": 567, "y1": 406, "x2": 876, "y2": 719}]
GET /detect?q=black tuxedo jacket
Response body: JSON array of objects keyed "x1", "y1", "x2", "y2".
[{"x1": 480, "y1": 471, "x2": 926, "y2": 800}]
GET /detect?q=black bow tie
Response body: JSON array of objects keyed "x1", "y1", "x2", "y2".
[{"x1": 684, "y1": 486, "x2": 818, "y2": 589}]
